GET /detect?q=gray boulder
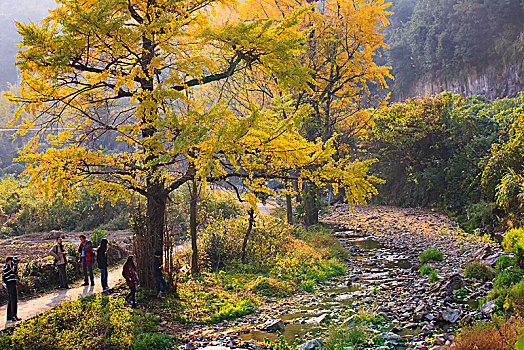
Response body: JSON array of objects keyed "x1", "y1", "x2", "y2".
[
  {"x1": 439, "y1": 308, "x2": 461, "y2": 323},
  {"x1": 300, "y1": 339, "x2": 322, "y2": 350},
  {"x1": 481, "y1": 300, "x2": 496, "y2": 315},
  {"x1": 259, "y1": 319, "x2": 285, "y2": 333}
]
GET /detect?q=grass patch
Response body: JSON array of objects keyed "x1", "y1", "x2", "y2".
[
  {"x1": 419, "y1": 264, "x2": 434, "y2": 275},
  {"x1": 495, "y1": 255, "x2": 517, "y2": 271},
  {"x1": 324, "y1": 326, "x2": 366, "y2": 350},
  {"x1": 248, "y1": 276, "x2": 290, "y2": 297},
  {"x1": 443, "y1": 315, "x2": 524, "y2": 350},
  {"x1": 493, "y1": 267, "x2": 523, "y2": 288},
  {"x1": 419, "y1": 248, "x2": 444, "y2": 263},
  {"x1": 429, "y1": 270, "x2": 439, "y2": 283},
  {"x1": 464, "y1": 261, "x2": 495, "y2": 281},
  {"x1": 0, "y1": 293, "x2": 166, "y2": 350}
]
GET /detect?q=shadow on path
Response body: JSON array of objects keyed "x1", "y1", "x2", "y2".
[{"x1": 1, "y1": 264, "x2": 124, "y2": 330}]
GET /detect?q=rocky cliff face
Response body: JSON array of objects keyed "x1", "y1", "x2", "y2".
[{"x1": 399, "y1": 62, "x2": 524, "y2": 100}]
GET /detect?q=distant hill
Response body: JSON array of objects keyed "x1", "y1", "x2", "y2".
[
  {"x1": 384, "y1": 0, "x2": 524, "y2": 100},
  {"x1": 0, "y1": 0, "x2": 56, "y2": 90}
]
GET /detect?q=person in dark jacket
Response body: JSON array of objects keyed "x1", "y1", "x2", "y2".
[
  {"x1": 3, "y1": 257, "x2": 21, "y2": 323},
  {"x1": 97, "y1": 238, "x2": 109, "y2": 290},
  {"x1": 49, "y1": 237, "x2": 69, "y2": 289},
  {"x1": 122, "y1": 256, "x2": 139, "y2": 308},
  {"x1": 78, "y1": 234, "x2": 95, "y2": 286},
  {"x1": 153, "y1": 250, "x2": 167, "y2": 299}
]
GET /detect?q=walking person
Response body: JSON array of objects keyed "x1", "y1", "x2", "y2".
[
  {"x1": 97, "y1": 238, "x2": 110, "y2": 290},
  {"x1": 153, "y1": 250, "x2": 167, "y2": 299},
  {"x1": 122, "y1": 256, "x2": 139, "y2": 309},
  {"x1": 78, "y1": 234, "x2": 95, "y2": 286},
  {"x1": 3, "y1": 257, "x2": 21, "y2": 323},
  {"x1": 49, "y1": 237, "x2": 69, "y2": 289}
]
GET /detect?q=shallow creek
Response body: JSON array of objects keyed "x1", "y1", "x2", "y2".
[{"x1": 238, "y1": 228, "x2": 418, "y2": 346}]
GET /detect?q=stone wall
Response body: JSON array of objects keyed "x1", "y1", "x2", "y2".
[{"x1": 398, "y1": 62, "x2": 524, "y2": 100}]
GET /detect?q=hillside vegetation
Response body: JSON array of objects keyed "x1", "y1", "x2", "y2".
[{"x1": 384, "y1": 0, "x2": 524, "y2": 97}]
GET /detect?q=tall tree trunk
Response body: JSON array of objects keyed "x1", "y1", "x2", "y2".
[
  {"x1": 286, "y1": 192, "x2": 293, "y2": 225},
  {"x1": 241, "y1": 208, "x2": 255, "y2": 264},
  {"x1": 190, "y1": 178, "x2": 199, "y2": 276},
  {"x1": 304, "y1": 181, "x2": 319, "y2": 226},
  {"x1": 135, "y1": 181, "x2": 166, "y2": 289}
]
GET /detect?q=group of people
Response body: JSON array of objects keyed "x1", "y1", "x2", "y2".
[
  {"x1": 48, "y1": 235, "x2": 110, "y2": 290},
  {"x1": 3, "y1": 235, "x2": 168, "y2": 323}
]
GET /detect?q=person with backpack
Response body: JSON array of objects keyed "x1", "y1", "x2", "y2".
[
  {"x1": 153, "y1": 250, "x2": 167, "y2": 299},
  {"x1": 49, "y1": 236, "x2": 69, "y2": 289},
  {"x1": 97, "y1": 238, "x2": 110, "y2": 291},
  {"x1": 78, "y1": 234, "x2": 95, "y2": 286},
  {"x1": 122, "y1": 256, "x2": 139, "y2": 309},
  {"x1": 3, "y1": 257, "x2": 20, "y2": 323}
]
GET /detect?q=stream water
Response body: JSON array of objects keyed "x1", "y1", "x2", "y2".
[{"x1": 239, "y1": 229, "x2": 415, "y2": 345}]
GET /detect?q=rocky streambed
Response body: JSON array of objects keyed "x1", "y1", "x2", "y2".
[{"x1": 177, "y1": 205, "x2": 502, "y2": 350}]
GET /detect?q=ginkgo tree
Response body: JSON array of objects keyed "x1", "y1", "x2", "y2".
[
  {"x1": 8, "y1": 0, "x2": 380, "y2": 283},
  {"x1": 231, "y1": 0, "x2": 392, "y2": 225}
]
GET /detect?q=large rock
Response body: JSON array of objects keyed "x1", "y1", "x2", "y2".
[
  {"x1": 306, "y1": 314, "x2": 330, "y2": 325},
  {"x1": 439, "y1": 274, "x2": 465, "y2": 295},
  {"x1": 484, "y1": 253, "x2": 503, "y2": 266},
  {"x1": 472, "y1": 245, "x2": 492, "y2": 261},
  {"x1": 439, "y1": 308, "x2": 461, "y2": 323},
  {"x1": 300, "y1": 339, "x2": 322, "y2": 350},
  {"x1": 258, "y1": 319, "x2": 285, "y2": 333},
  {"x1": 481, "y1": 300, "x2": 496, "y2": 315}
]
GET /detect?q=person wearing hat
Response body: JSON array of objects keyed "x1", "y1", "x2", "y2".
[
  {"x1": 152, "y1": 250, "x2": 167, "y2": 299},
  {"x1": 2, "y1": 256, "x2": 21, "y2": 323}
]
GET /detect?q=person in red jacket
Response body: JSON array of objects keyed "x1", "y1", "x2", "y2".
[
  {"x1": 78, "y1": 235, "x2": 95, "y2": 286},
  {"x1": 122, "y1": 256, "x2": 139, "y2": 309}
]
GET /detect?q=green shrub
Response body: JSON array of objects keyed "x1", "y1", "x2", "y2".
[
  {"x1": 202, "y1": 299, "x2": 254, "y2": 324},
  {"x1": 354, "y1": 310, "x2": 385, "y2": 325},
  {"x1": 372, "y1": 336, "x2": 385, "y2": 345},
  {"x1": 419, "y1": 248, "x2": 444, "y2": 263},
  {"x1": 495, "y1": 255, "x2": 517, "y2": 271},
  {"x1": 419, "y1": 264, "x2": 434, "y2": 275},
  {"x1": 503, "y1": 228, "x2": 524, "y2": 253},
  {"x1": 464, "y1": 261, "x2": 495, "y2": 281},
  {"x1": 8, "y1": 294, "x2": 134, "y2": 350},
  {"x1": 429, "y1": 270, "x2": 439, "y2": 282},
  {"x1": 463, "y1": 201, "x2": 497, "y2": 231},
  {"x1": 90, "y1": 229, "x2": 108, "y2": 248},
  {"x1": 297, "y1": 225, "x2": 348, "y2": 260},
  {"x1": 454, "y1": 288, "x2": 468, "y2": 298},
  {"x1": 324, "y1": 326, "x2": 366, "y2": 350},
  {"x1": 132, "y1": 333, "x2": 173, "y2": 350},
  {"x1": 249, "y1": 276, "x2": 289, "y2": 297},
  {"x1": 264, "y1": 334, "x2": 298, "y2": 350},
  {"x1": 493, "y1": 267, "x2": 523, "y2": 288}
]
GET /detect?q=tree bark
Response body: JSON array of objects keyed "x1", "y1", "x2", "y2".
[
  {"x1": 304, "y1": 181, "x2": 319, "y2": 226},
  {"x1": 286, "y1": 192, "x2": 293, "y2": 225},
  {"x1": 241, "y1": 208, "x2": 255, "y2": 264},
  {"x1": 190, "y1": 178, "x2": 199, "y2": 276}
]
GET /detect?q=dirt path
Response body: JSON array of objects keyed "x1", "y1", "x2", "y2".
[{"x1": 1, "y1": 263, "x2": 125, "y2": 330}]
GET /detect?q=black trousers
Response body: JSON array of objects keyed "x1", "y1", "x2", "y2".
[
  {"x1": 125, "y1": 285, "x2": 136, "y2": 306},
  {"x1": 81, "y1": 258, "x2": 94, "y2": 284},
  {"x1": 57, "y1": 263, "x2": 68, "y2": 288},
  {"x1": 6, "y1": 282, "x2": 17, "y2": 320}
]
